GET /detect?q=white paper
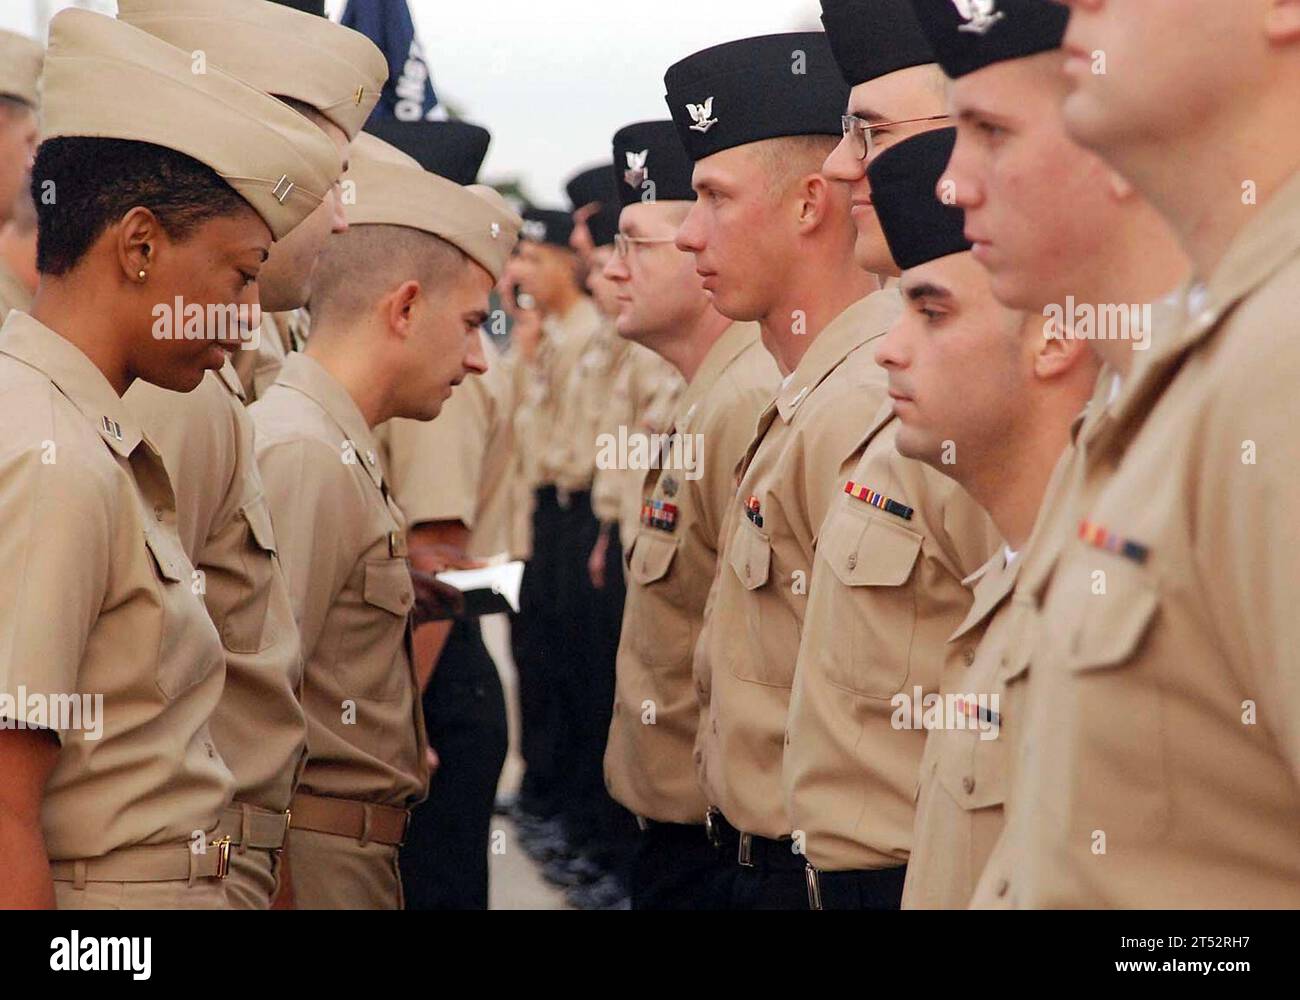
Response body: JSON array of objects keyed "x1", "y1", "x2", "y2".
[{"x1": 435, "y1": 558, "x2": 525, "y2": 614}]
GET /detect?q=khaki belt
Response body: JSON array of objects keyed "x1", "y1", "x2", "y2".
[
  {"x1": 50, "y1": 838, "x2": 231, "y2": 887},
  {"x1": 288, "y1": 792, "x2": 409, "y2": 847},
  {"x1": 220, "y1": 803, "x2": 291, "y2": 852}
]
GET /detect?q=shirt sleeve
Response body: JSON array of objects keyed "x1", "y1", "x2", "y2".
[{"x1": 0, "y1": 441, "x2": 111, "y2": 727}]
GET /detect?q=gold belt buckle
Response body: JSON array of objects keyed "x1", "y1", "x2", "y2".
[
  {"x1": 212, "y1": 836, "x2": 232, "y2": 879},
  {"x1": 805, "y1": 863, "x2": 823, "y2": 910}
]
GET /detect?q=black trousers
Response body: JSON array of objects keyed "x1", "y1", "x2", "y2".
[
  {"x1": 511, "y1": 488, "x2": 564, "y2": 818},
  {"x1": 400, "y1": 618, "x2": 508, "y2": 910},
  {"x1": 629, "y1": 822, "x2": 726, "y2": 910}
]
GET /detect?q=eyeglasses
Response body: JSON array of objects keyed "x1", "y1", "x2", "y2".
[
  {"x1": 614, "y1": 233, "x2": 677, "y2": 259},
  {"x1": 841, "y1": 113, "x2": 952, "y2": 160}
]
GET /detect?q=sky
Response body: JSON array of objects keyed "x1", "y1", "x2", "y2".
[{"x1": 2, "y1": 0, "x2": 825, "y2": 204}]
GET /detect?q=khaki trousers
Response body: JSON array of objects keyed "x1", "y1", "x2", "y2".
[{"x1": 286, "y1": 828, "x2": 403, "y2": 910}]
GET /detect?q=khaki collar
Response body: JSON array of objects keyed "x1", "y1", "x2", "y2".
[
  {"x1": 774, "y1": 289, "x2": 900, "y2": 424},
  {"x1": 950, "y1": 547, "x2": 1022, "y2": 642},
  {"x1": 216, "y1": 356, "x2": 246, "y2": 400},
  {"x1": 274, "y1": 352, "x2": 386, "y2": 491},
  {"x1": 674, "y1": 321, "x2": 761, "y2": 432},
  {"x1": 0, "y1": 310, "x2": 143, "y2": 458},
  {"x1": 1191, "y1": 168, "x2": 1300, "y2": 345},
  {"x1": 1112, "y1": 169, "x2": 1300, "y2": 433}
]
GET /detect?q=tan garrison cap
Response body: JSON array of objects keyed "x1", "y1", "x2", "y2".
[
  {"x1": 117, "y1": 0, "x2": 386, "y2": 141},
  {"x1": 0, "y1": 29, "x2": 44, "y2": 107},
  {"x1": 345, "y1": 133, "x2": 522, "y2": 281},
  {"x1": 40, "y1": 10, "x2": 340, "y2": 241}
]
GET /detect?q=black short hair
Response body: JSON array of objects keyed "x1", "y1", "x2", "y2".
[{"x1": 32, "y1": 137, "x2": 249, "y2": 276}]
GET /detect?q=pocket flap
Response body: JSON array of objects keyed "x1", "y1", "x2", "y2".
[
  {"x1": 240, "y1": 496, "x2": 278, "y2": 554},
  {"x1": 143, "y1": 527, "x2": 185, "y2": 583},
  {"x1": 628, "y1": 530, "x2": 678, "y2": 586},
  {"x1": 1068, "y1": 578, "x2": 1159, "y2": 672},
  {"x1": 727, "y1": 517, "x2": 771, "y2": 591},
  {"x1": 363, "y1": 559, "x2": 415, "y2": 617},
  {"x1": 825, "y1": 513, "x2": 922, "y2": 588}
]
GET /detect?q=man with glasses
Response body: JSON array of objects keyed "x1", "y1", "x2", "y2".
[
  {"x1": 820, "y1": 0, "x2": 951, "y2": 279},
  {"x1": 780, "y1": 0, "x2": 999, "y2": 911},
  {"x1": 600, "y1": 119, "x2": 779, "y2": 909}
]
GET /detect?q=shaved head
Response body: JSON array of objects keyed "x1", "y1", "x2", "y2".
[
  {"x1": 752, "y1": 134, "x2": 840, "y2": 197},
  {"x1": 308, "y1": 223, "x2": 470, "y2": 329}
]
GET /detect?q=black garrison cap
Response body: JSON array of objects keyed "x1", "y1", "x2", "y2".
[
  {"x1": 586, "y1": 202, "x2": 620, "y2": 247},
  {"x1": 908, "y1": 0, "x2": 1069, "y2": 79},
  {"x1": 612, "y1": 120, "x2": 698, "y2": 208},
  {"x1": 663, "y1": 32, "x2": 848, "y2": 162},
  {"x1": 820, "y1": 0, "x2": 935, "y2": 86},
  {"x1": 520, "y1": 207, "x2": 575, "y2": 249},
  {"x1": 565, "y1": 164, "x2": 618, "y2": 211},
  {"x1": 363, "y1": 119, "x2": 492, "y2": 185},
  {"x1": 867, "y1": 127, "x2": 970, "y2": 270}
]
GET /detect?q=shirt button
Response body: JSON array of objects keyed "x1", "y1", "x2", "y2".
[
  {"x1": 847, "y1": 553, "x2": 857, "y2": 571},
  {"x1": 744, "y1": 562, "x2": 752, "y2": 577},
  {"x1": 996, "y1": 878, "x2": 1009, "y2": 898},
  {"x1": 154, "y1": 505, "x2": 164, "y2": 522},
  {"x1": 962, "y1": 776, "x2": 975, "y2": 795},
  {"x1": 711, "y1": 720, "x2": 718, "y2": 735},
  {"x1": 964, "y1": 649, "x2": 975, "y2": 666}
]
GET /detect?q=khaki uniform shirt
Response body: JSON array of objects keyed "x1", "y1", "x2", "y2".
[
  {"x1": 552, "y1": 320, "x2": 630, "y2": 496},
  {"x1": 124, "y1": 360, "x2": 305, "y2": 814},
  {"x1": 604, "y1": 323, "x2": 779, "y2": 823},
  {"x1": 692, "y1": 291, "x2": 902, "y2": 839},
  {"x1": 0, "y1": 312, "x2": 233, "y2": 859},
  {"x1": 909, "y1": 368, "x2": 1119, "y2": 908},
  {"x1": 785, "y1": 393, "x2": 999, "y2": 871},
  {"x1": 591, "y1": 344, "x2": 688, "y2": 551},
  {"x1": 233, "y1": 309, "x2": 307, "y2": 405},
  {"x1": 992, "y1": 176, "x2": 1300, "y2": 908},
  {"x1": 510, "y1": 296, "x2": 601, "y2": 490},
  {"x1": 0, "y1": 259, "x2": 31, "y2": 320},
  {"x1": 252, "y1": 353, "x2": 428, "y2": 808},
  {"x1": 375, "y1": 331, "x2": 513, "y2": 556}
]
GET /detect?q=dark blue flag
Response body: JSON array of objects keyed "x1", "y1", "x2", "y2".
[{"x1": 340, "y1": 0, "x2": 444, "y2": 124}]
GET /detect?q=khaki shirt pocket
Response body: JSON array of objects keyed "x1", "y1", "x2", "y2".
[
  {"x1": 727, "y1": 515, "x2": 771, "y2": 591},
  {"x1": 336, "y1": 557, "x2": 414, "y2": 703},
  {"x1": 1061, "y1": 560, "x2": 1166, "y2": 841},
  {"x1": 217, "y1": 496, "x2": 279, "y2": 655},
  {"x1": 819, "y1": 509, "x2": 923, "y2": 698},
  {"x1": 626, "y1": 530, "x2": 689, "y2": 668},
  {"x1": 363, "y1": 558, "x2": 416, "y2": 618},
  {"x1": 144, "y1": 526, "x2": 219, "y2": 701}
]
